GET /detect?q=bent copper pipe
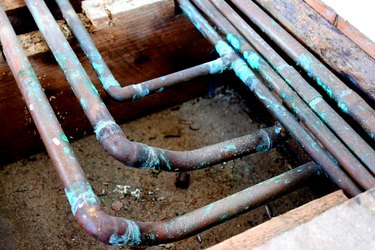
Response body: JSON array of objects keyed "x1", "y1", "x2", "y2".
[
  {"x1": 55, "y1": 0, "x2": 230, "y2": 102},
  {"x1": 24, "y1": 0, "x2": 284, "y2": 172},
  {"x1": 190, "y1": 0, "x2": 375, "y2": 189},
  {"x1": 210, "y1": 0, "x2": 375, "y2": 178},
  {"x1": 177, "y1": 0, "x2": 361, "y2": 196},
  {"x1": 0, "y1": 7, "x2": 321, "y2": 245},
  {"x1": 231, "y1": 0, "x2": 375, "y2": 140}
]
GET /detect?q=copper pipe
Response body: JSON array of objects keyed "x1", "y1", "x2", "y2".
[
  {"x1": 209, "y1": 0, "x2": 375, "y2": 178},
  {"x1": 177, "y1": 0, "x2": 361, "y2": 196},
  {"x1": 189, "y1": 0, "x2": 375, "y2": 189},
  {"x1": 55, "y1": 0, "x2": 230, "y2": 102},
  {"x1": 24, "y1": 0, "x2": 283, "y2": 172},
  {"x1": 231, "y1": 0, "x2": 375, "y2": 140},
  {"x1": 0, "y1": 5, "x2": 322, "y2": 245}
]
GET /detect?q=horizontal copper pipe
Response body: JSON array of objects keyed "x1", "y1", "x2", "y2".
[
  {"x1": 55, "y1": 0, "x2": 231, "y2": 102},
  {"x1": 177, "y1": 0, "x2": 361, "y2": 196},
  {"x1": 209, "y1": 0, "x2": 375, "y2": 178},
  {"x1": 24, "y1": 0, "x2": 284, "y2": 172},
  {"x1": 190, "y1": 0, "x2": 375, "y2": 190},
  {"x1": 0, "y1": 6, "x2": 320, "y2": 245},
  {"x1": 231, "y1": 0, "x2": 375, "y2": 139}
]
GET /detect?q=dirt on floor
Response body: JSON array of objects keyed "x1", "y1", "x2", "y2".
[{"x1": 0, "y1": 88, "x2": 326, "y2": 249}]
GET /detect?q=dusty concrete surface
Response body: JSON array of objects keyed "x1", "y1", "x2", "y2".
[{"x1": 0, "y1": 88, "x2": 324, "y2": 249}]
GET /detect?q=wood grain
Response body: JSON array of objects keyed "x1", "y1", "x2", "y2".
[
  {"x1": 0, "y1": 0, "x2": 212, "y2": 164},
  {"x1": 209, "y1": 190, "x2": 347, "y2": 250}
]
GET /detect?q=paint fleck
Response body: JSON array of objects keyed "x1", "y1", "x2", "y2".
[
  {"x1": 224, "y1": 144, "x2": 237, "y2": 152},
  {"x1": 60, "y1": 133, "x2": 69, "y2": 143},
  {"x1": 52, "y1": 137, "x2": 61, "y2": 145},
  {"x1": 80, "y1": 98, "x2": 87, "y2": 110}
]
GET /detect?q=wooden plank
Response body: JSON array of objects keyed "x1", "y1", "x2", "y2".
[
  {"x1": 254, "y1": 0, "x2": 375, "y2": 102},
  {"x1": 0, "y1": 0, "x2": 212, "y2": 164},
  {"x1": 304, "y1": 0, "x2": 375, "y2": 59},
  {"x1": 255, "y1": 188, "x2": 375, "y2": 249},
  {"x1": 209, "y1": 190, "x2": 348, "y2": 250},
  {"x1": 0, "y1": 0, "x2": 25, "y2": 11}
]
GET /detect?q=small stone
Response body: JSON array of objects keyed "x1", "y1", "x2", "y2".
[
  {"x1": 98, "y1": 189, "x2": 107, "y2": 196},
  {"x1": 175, "y1": 172, "x2": 190, "y2": 189},
  {"x1": 111, "y1": 201, "x2": 123, "y2": 212},
  {"x1": 189, "y1": 124, "x2": 199, "y2": 131}
]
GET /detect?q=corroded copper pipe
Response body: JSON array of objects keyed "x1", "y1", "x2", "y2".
[
  {"x1": 55, "y1": 0, "x2": 230, "y2": 102},
  {"x1": 190, "y1": 0, "x2": 375, "y2": 189},
  {"x1": 231, "y1": 0, "x2": 375, "y2": 140},
  {"x1": 210, "y1": 0, "x2": 375, "y2": 178},
  {"x1": 0, "y1": 6, "x2": 321, "y2": 246},
  {"x1": 24, "y1": 0, "x2": 283, "y2": 172},
  {"x1": 178, "y1": 0, "x2": 360, "y2": 196}
]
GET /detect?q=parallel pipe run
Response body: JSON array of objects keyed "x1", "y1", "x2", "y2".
[
  {"x1": 209, "y1": 0, "x2": 375, "y2": 176},
  {"x1": 190, "y1": 0, "x2": 375, "y2": 189},
  {"x1": 24, "y1": 0, "x2": 283, "y2": 172},
  {"x1": 231, "y1": 0, "x2": 375, "y2": 140},
  {"x1": 0, "y1": 7, "x2": 321, "y2": 245},
  {"x1": 55, "y1": 0, "x2": 231, "y2": 102},
  {"x1": 178, "y1": 0, "x2": 361, "y2": 196}
]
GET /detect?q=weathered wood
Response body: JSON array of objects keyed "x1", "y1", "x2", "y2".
[
  {"x1": 209, "y1": 190, "x2": 347, "y2": 250},
  {"x1": 303, "y1": 0, "x2": 375, "y2": 59},
  {"x1": 255, "y1": 188, "x2": 375, "y2": 249},
  {"x1": 0, "y1": 0, "x2": 25, "y2": 11},
  {"x1": 0, "y1": 0, "x2": 212, "y2": 164},
  {"x1": 255, "y1": 0, "x2": 375, "y2": 102}
]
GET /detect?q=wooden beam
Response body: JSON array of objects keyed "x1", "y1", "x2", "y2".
[
  {"x1": 254, "y1": 0, "x2": 375, "y2": 102},
  {"x1": 304, "y1": 0, "x2": 375, "y2": 59},
  {"x1": 209, "y1": 190, "x2": 348, "y2": 250},
  {"x1": 0, "y1": 0, "x2": 212, "y2": 164},
  {"x1": 0, "y1": 0, "x2": 25, "y2": 11}
]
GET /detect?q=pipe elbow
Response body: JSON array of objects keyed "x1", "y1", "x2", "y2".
[{"x1": 75, "y1": 204, "x2": 143, "y2": 246}]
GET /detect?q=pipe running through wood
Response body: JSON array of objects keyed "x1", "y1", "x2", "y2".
[
  {"x1": 190, "y1": 0, "x2": 375, "y2": 190},
  {"x1": 56, "y1": 0, "x2": 231, "y2": 102},
  {"x1": 177, "y1": 0, "x2": 361, "y2": 196},
  {"x1": 0, "y1": 6, "x2": 320, "y2": 245},
  {"x1": 231, "y1": 0, "x2": 375, "y2": 140},
  {"x1": 23, "y1": 0, "x2": 284, "y2": 172},
  {"x1": 209, "y1": 0, "x2": 375, "y2": 178}
]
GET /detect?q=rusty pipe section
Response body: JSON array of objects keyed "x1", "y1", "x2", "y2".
[
  {"x1": 55, "y1": 0, "x2": 230, "y2": 102},
  {"x1": 209, "y1": 0, "x2": 375, "y2": 177},
  {"x1": 178, "y1": 0, "x2": 361, "y2": 196},
  {"x1": 0, "y1": 6, "x2": 321, "y2": 245},
  {"x1": 190, "y1": 0, "x2": 375, "y2": 189},
  {"x1": 24, "y1": 0, "x2": 284, "y2": 172},
  {"x1": 231, "y1": 0, "x2": 375, "y2": 140}
]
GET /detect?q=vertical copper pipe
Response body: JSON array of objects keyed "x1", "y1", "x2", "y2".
[
  {"x1": 231, "y1": 0, "x2": 375, "y2": 140},
  {"x1": 55, "y1": 0, "x2": 231, "y2": 102},
  {"x1": 23, "y1": 0, "x2": 284, "y2": 172},
  {"x1": 0, "y1": 5, "x2": 321, "y2": 245},
  {"x1": 189, "y1": 0, "x2": 375, "y2": 190},
  {"x1": 177, "y1": 0, "x2": 361, "y2": 196},
  {"x1": 210, "y1": 0, "x2": 375, "y2": 177}
]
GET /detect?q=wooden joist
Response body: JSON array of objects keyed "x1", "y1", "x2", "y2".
[
  {"x1": 303, "y1": 0, "x2": 375, "y2": 59},
  {"x1": 255, "y1": 0, "x2": 375, "y2": 102},
  {"x1": 209, "y1": 190, "x2": 348, "y2": 250},
  {"x1": 0, "y1": 0, "x2": 212, "y2": 164}
]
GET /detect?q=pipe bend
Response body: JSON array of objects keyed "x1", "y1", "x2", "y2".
[{"x1": 98, "y1": 122, "x2": 284, "y2": 171}]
